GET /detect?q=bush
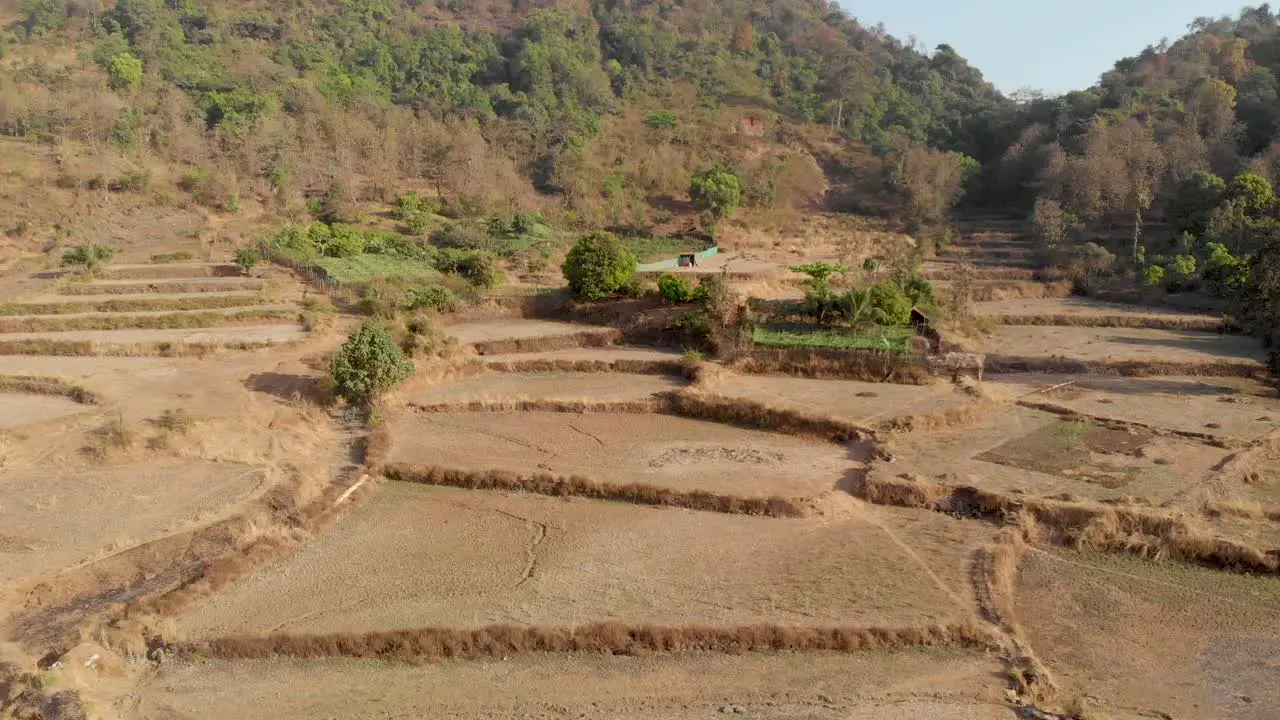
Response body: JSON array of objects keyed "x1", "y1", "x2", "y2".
[
  {"x1": 108, "y1": 52, "x2": 143, "y2": 89},
  {"x1": 1143, "y1": 265, "x2": 1167, "y2": 287},
  {"x1": 61, "y1": 244, "x2": 117, "y2": 273},
  {"x1": 1168, "y1": 254, "x2": 1197, "y2": 278},
  {"x1": 643, "y1": 110, "x2": 679, "y2": 129},
  {"x1": 405, "y1": 284, "x2": 458, "y2": 312},
  {"x1": 432, "y1": 222, "x2": 497, "y2": 251},
  {"x1": 901, "y1": 274, "x2": 936, "y2": 307},
  {"x1": 404, "y1": 211, "x2": 431, "y2": 235},
  {"x1": 234, "y1": 246, "x2": 260, "y2": 275},
  {"x1": 397, "y1": 312, "x2": 458, "y2": 359},
  {"x1": 322, "y1": 224, "x2": 368, "y2": 258},
  {"x1": 868, "y1": 280, "x2": 913, "y2": 325},
  {"x1": 330, "y1": 322, "x2": 415, "y2": 405},
  {"x1": 455, "y1": 251, "x2": 503, "y2": 288},
  {"x1": 658, "y1": 273, "x2": 697, "y2": 303},
  {"x1": 107, "y1": 169, "x2": 150, "y2": 192},
  {"x1": 1202, "y1": 242, "x2": 1248, "y2": 298},
  {"x1": 562, "y1": 231, "x2": 637, "y2": 300}
]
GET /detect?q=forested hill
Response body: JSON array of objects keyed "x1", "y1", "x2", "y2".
[{"x1": 0, "y1": 0, "x2": 1008, "y2": 231}]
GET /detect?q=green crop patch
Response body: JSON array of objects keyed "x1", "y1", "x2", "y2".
[
  {"x1": 752, "y1": 324, "x2": 914, "y2": 354},
  {"x1": 314, "y1": 255, "x2": 443, "y2": 285}
]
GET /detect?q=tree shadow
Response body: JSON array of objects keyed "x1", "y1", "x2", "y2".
[{"x1": 245, "y1": 372, "x2": 327, "y2": 404}]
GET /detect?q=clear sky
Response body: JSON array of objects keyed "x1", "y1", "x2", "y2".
[{"x1": 841, "y1": 1, "x2": 1251, "y2": 95}]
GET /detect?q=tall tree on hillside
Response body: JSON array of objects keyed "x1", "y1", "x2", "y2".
[{"x1": 894, "y1": 145, "x2": 976, "y2": 231}]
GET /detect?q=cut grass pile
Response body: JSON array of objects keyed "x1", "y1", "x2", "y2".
[
  {"x1": 0, "y1": 294, "x2": 263, "y2": 316},
  {"x1": 313, "y1": 254, "x2": 442, "y2": 285},
  {"x1": 752, "y1": 323, "x2": 914, "y2": 354}
]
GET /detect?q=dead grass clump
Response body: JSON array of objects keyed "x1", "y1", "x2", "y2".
[
  {"x1": 484, "y1": 357, "x2": 685, "y2": 376},
  {"x1": 383, "y1": 463, "x2": 806, "y2": 517},
  {"x1": 0, "y1": 374, "x2": 101, "y2": 404},
  {"x1": 408, "y1": 398, "x2": 658, "y2": 415},
  {"x1": 0, "y1": 294, "x2": 263, "y2": 316},
  {"x1": 986, "y1": 314, "x2": 1227, "y2": 332},
  {"x1": 1203, "y1": 500, "x2": 1280, "y2": 522},
  {"x1": 83, "y1": 413, "x2": 137, "y2": 460},
  {"x1": 470, "y1": 328, "x2": 622, "y2": 355},
  {"x1": 968, "y1": 281, "x2": 1073, "y2": 302},
  {"x1": 0, "y1": 662, "x2": 88, "y2": 720},
  {"x1": 658, "y1": 391, "x2": 875, "y2": 443},
  {"x1": 874, "y1": 399, "x2": 1001, "y2": 434},
  {"x1": 854, "y1": 474, "x2": 1280, "y2": 575},
  {"x1": 179, "y1": 620, "x2": 1000, "y2": 662},
  {"x1": 0, "y1": 308, "x2": 294, "y2": 333},
  {"x1": 986, "y1": 355, "x2": 1266, "y2": 379},
  {"x1": 729, "y1": 349, "x2": 933, "y2": 385},
  {"x1": 152, "y1": 408, "x2": 196, "y2": 434},
  {"x1": 0, "y1": 339, "x2": 287, "y2": 358}
]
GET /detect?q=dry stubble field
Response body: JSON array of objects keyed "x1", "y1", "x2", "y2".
[{"x1": 4, "y1": 225, "x2": 1280, "y2": 720}]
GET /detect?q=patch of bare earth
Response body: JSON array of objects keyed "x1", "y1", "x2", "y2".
[
  {"x1": 980, "y1": 325, "x2": 1265, "y2": 364},
  {"x1": 173, "y1": 484, "x2": 990, "y2": 638},
  {"x1": 973, "y1": 297, "x2": 1221, "y2": 321},
  {"x1": 446, "y1": 319, "x2": 610, "y2": 345},
  {"x1": 0, "y1": 325, "x2": 306, "y2": 345},
  {"x1": 875, "y1": 407, "x2": 1232, "y2": 504},
  {"x1": 709, "y1": 375, "x2": 970, "y2": 425},
  {"x1": 385, "y1": 410, "x2": 852, "y2": 498},
  {"x1": 0, "y1": 392, "x2": 90, "y2": 429},
  {"x1": 131, "y1": 649, "x2": 1008, "y2": 719},
  {"x1": 405, "y1": 372, "x2": 685, "y2": 405}
]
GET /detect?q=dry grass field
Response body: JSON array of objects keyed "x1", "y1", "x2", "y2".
[
  {"x1": 131, "y1": 649, "x2": 1010, "y2": 719},
  {"x1": 384, "y1": 410, "x2": 854, "y2": 498},
  {"x1": 979, "y1": 325, "x2": 1266, "y2": 364},
  {"x1": 1017, "y1": 549, "x2": 1280, "y2": 720},
  {"x1": 4, "y1": 220, "x2": 1280, "y2": 720},
  {"x1": 174, "y1": 483, "x2": 990, "y2": 637}
]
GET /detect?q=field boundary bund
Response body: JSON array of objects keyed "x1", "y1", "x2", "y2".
[
  {"x1": 985, "y1": 354, "x2": 1265, "y2": 379},
  {"x1": 985, "y1": 313, "x2": 1234, "y2": 332},
  {"x1": 176, "y1": 620, "x2": 1000, "y2": 662},
  {"x1": 0, "y1": 374, "x2": 102, "y2": 404},
  {"x1": 383, "y1": 463, "x2": 807, "y2": 517}
]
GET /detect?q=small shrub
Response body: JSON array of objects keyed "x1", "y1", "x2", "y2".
[
  {"x1": 455, "y1": 251, "x2": 503, "y2": 288},
  {"x1": 358, "y1": 283, "x2": 408, "y2": 318},
  {"x1": 61, "y1": 244, "x2": 116, "y2": 273},
  {"x1": 1143, "y1": 264, "x2": 1166, "y2": 287},
  {"x1": 901, "y1": 274, "x2": 936, "y2": 307},
  {"x1": 398, "y1": 312, "x2": 458, "y2": 359},
  {"x1": 233, "y1": 246, "x2": 260, "y2": 275},
  {"x1": 151, "y1": 251, "x2": 195, "y2": 263},
  {"x1": 107, "y1": 52, "x2": 143, "y2": 89},
  {"x1": 868, "y1": 280, "x2": 913, "y2": 325},
  {"x1": 432, "y1": 222, "x2": 497, "y2": 251},
  {"x1": 405, "y1": 284, "x2": 458, "y2": 312},
  {"x1": 643, "y1": 110, "x2": 679, "y2": 130},
  {"x1": 681, "y1": 348, "x2": 705, "y2": 368},
  {"x1": 562, "y1": 231, "x2": 637, "y2": 300},
  {"x1": 153, "y1": 408, "x2": 195, "y2": 434},
  {"x1": 318, "y1": 180, "x2": 356, "y2": 223},
  {"x1": 330, "y1": 322, "x2": 415, "y2": 405},
  {"x1": 404, "y1": 211, "x2": 431, "y2": 235},
  {"x1": 657, "y1": 272, "x2": 697, "y2": 303},
  {"x1": 107, "y1": 169, "x2": 150, "y2": 192}
]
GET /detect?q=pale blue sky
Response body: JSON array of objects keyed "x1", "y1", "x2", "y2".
[{"x1": 841, "y1": 1, "x2": 1251, "y2": 95}]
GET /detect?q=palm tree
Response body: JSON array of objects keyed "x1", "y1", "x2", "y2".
[{"x1": 840, "y1": 287, "x2": 888, "y2": 328}]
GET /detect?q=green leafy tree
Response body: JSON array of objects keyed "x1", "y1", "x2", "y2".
[
  {"x1": 1143, "y1": 265, "x2": 1167, "y2": 287},
  {"x1": 61, "y1": 244, "x2": 117, "y2": 273},
  {"x1": 1168, "y1": 254, "x2": 1197, "y2": 278},
  {"x1": 330, "y1": 322, "x2": 415, "y2": 405},
  {"x1": 1227, "y1": 172, "x2": 1275, "y2": 215},
  {"x1": 1169, "y1": 171, "x2": 1226, "y2": 239},
  {"x1": 689, "y1": 167, "x2": 743, "y2": 237},
  {"x1": 790, "y1": 262, "x2": 847, "y2": 320},
  {"x1": 233, "y1": 246, "x2": 260, "y2": 275},
  {"x1": 562, "y1": 231, "x2": 637, "y2": 299},
  {"x1": 108, "y1": 52, "x2": 143, "y2": 89},
  {"x1": 657, "y1": 272, "x2": 696, "y2": 303},
  {"x1": 456, "y1": 251, "x2": 503, "y2": 288},
  {"x1": 868, "y1": 280, "x2": 913, "y2": 325}
]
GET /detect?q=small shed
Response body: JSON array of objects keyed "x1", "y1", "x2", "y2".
[
  {"x1": 909, "y1": 307, "x2": 933, "y2": 330},
  {"x1": 678, "y1": 253, "x2": 699, "y2": 267}
]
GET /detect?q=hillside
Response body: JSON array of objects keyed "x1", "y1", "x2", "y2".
[{"x1": 0, "y1": 0, "x2": 1005, "y2": 250}]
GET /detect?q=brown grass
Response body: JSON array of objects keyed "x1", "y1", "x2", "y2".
[
  {"x1": 986, "y1": 314, "x2": 1229, "y2": 332},
  {"x1": 483, "y1": 357, "x2": 685, "y2": 376},
  {"x1": 854, "y1": 474, "x2": 1280, "y2": 575},
  {"x1": 383, "y1": 464, "x2": 807, "y2": 517},
  {"x1": 971, "y1": 528, "x2": 1058, "y2": 701},
  {"x1": 0, "y1": 339, "x2": 293, "y2": 357},
  {"x1": 0, "y1": 309, "x2": 295, "y2": 333},
  {"x1": 0, "y1": 662, "x2": 88, "y2": 720},
  {"x1": 985, "y1": 355, "x2": 1266, "y2": 379},
  {"x1": 0, "y1": 294, "x2": 263, "y2": 316},
  {"x1": 470, "y1": 328, "x2": 623, "y2": 355},
  {"x1": 176, "y1": 620, "x2": 1001, "y2": 662},
  {"x1": 0, "y1": 374, "x2": 101, "y2": 404},
  {"x1": 408, "y1": 398, "x2": 659, "y2": 415},
  {"x1": 729, "y1": 349, "x2": 934, "y2": 385},
  {"x1": 58, "y1": 280, "x2": 264, "y2": 296},
  {"x1": 928, "y1": 268, "x2": 1037, "y2": 281},
  {"x1": 874, "y1": 399, "x2": 1002, "y2": 434},
  {"x1": 1203, "y1": 500, "x2": 1280, "y2": 523},
  {"x1": 969, "y1": 281, "x2": 1073, "y2": 302},
  {"x1": 99, "y1": 264, "x2": 236, "y2": 280}
]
